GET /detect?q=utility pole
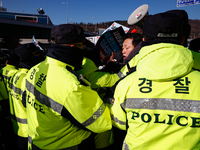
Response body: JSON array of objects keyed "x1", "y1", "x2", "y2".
[
  {"x1": 92, "y1": 17, "x2": 97, "y2": 32},
  {"x1": 62, "y1": 2, "x2": 68, "y2": 24}
]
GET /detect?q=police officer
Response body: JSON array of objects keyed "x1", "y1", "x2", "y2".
[
  {"x1": 2, "y1": 50, "x2": 19, "y2": 90},
  {"x1": 23, "y1": 24, "x2": 112, "y2": 150},
  {"x1": 9, "y1": 43, "x2": 44, "y2": 150},
  {"x1": 111, "y1": 11, "x2": 200, "y2": 150},
  {"x1": 0, "y1": 51, "x2": 14, "y2": 150},
  {"x1": 76, "y1": 54, "x2": 117, "y2": 150},
  {"x1": 1, "y1": 50, "x2": 19, "y2": 149}
]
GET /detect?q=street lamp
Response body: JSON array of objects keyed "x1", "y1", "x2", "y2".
[
  {"x1": 92, "y1": 17, "x2": 97, "y2": 32},
  {"x1": 62, "y1": 2, "x2": 68, "y2": 24}
]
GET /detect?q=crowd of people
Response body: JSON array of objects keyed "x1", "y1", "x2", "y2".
[{"x1": 1, "y1": 8, "x2": 200, "y2": 150}]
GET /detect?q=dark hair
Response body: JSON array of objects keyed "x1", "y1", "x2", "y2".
[
  {"x1": 125, "y1": 33, "x2": 142, "y2": 47},
  {"x1": 189, "y1": 38, "x2": 200, "y2": 52}
]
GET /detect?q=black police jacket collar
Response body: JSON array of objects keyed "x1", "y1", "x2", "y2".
[
  {"x1": 47, "y1": 44, "x2": 85, "y2": 71},
  {"x1": 18, "y1": 61, "x2": 32, "y2": 69}
]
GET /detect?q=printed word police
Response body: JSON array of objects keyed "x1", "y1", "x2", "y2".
[
  {"x1": 131, "y1": 111, "x2": 200, "y2": 127},
  {"x1": 27, "y1": 95, "x2": 45, "y2": 114}
]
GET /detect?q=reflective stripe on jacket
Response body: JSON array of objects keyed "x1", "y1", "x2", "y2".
[
  {"x1": 25, "y1": 57, "x2": 112, "y2": 149},
  {"x1": 10, "y1": 68, "x2": 28, "y2": 137},
  {"x1": 2, "y1": 64, "x2": 18, "y2": 90},
  {"x1": 2, "y1": 64, "x2": 18, "y2": 122},
  {"x1": 117, "y1": 55, "x2": 138, "y2": 78}
]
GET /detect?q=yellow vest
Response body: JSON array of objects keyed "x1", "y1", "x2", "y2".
[
  {"x1": 2, "y1": 64, "x2": 18, "y2": 89},
  {"x1": 10, "y1": 68, "x2": 28, "y2": 137},
  {"x1": 111, "y1": 43, "x2": 200, "y2": 150},
  {"x1": 77, "y1": 57, "x2": 119, "y2": 89},
  {"x1": 2, "y1": 64, "x2": 18, "y2": 121},
  {"x1": 24, "y1": 57, "x2": 112, "y2": 149},
  {"x1": 117, "y1": 55, "x2": 138, "y2": 78},
  {"x1": 0, "y1": 73, "x2": 8, "y2": 101}
]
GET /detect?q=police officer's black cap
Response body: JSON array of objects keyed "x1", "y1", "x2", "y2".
[
  {"x1": 51, "y1": 24, "x2": 85, "y2": 44},
  {"x1": 143, "y1": 12, "x2": 184, "y2": 38},
  {"x1": 15, "y1": 43, "x2": 39, "y2": 60},
  {"x1": 164, "y1": 9, "x2": 191, "y2": 39}
]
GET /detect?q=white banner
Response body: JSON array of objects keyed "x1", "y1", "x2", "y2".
[
  {"x1": 177, "y1": 0, "x2": 200, "y2": 7},
  {"x1": 86, "y1": 36, "x2": 100, "y2": 45},
  {"x1": 102, "y1": 22, "x2": 130, "y2": 35}
]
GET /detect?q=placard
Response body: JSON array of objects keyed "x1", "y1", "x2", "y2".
[{"x1": 96, "y1": 26, "x2": 125, "y2": 65}]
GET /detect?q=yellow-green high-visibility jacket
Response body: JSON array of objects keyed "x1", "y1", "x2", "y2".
[
  {"x1": 0, "y1": 68, "x2": 11, "y2": 147},
  {"x1": 117, "y1": 55, "x2": 138, "y2": 78},
  {"x1": 0, "y1": 69, "x2": 9, "y2": 115},
  {"x1": 111, "y1": 43, "x2": 200, "y2": 150},
  {"x1": 2, "y1": 64, "x2": 18, "y2": 90},
  {"x1": 77, "y1": 57, "x2": 119, "y2": 89},
  {"x1": 117, "y1": 47, "x2": 200, "y2": 79},
  {"x1": 0, "y1": 68, "x2": 8, "y2": 102},
  {"x1": 24, "y1": 56, "x2": 112, "y2": 149},
  {"x1": 191, "y1": 50, "x2": 200, "y2": 70},
  {"x1": 77, "y1": 57, "x2": 120, "y2": 100},
  {"x1": 10, "y1": 68, "x2": 28, "y2": 138},
  {"x1": 77, "y1": 57, "x2": 116, "y2": 149},
  {"x1": 2, "y1": 64, "x2": 18, "y2": 121}
]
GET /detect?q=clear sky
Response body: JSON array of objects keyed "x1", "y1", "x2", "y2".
[{"x1": 1, "y1": 0, "x2": 200, "y2": 25}]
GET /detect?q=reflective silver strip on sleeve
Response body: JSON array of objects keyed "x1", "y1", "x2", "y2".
[
  {"x1": 121, "y1": 98, "x2": 200, "y2": 113},
  {"x1": 11, "y1": 114, "x2": 27, "y2": 124},
  {"x1": 28, "y1": 135, "x2": 32, "y2": 144},
  {"x1": 26, "y1": 79, "x2": 63, "y2": 114},
  {"x1": 8, "y1": 82, "x2": 13, "y2": 89},
  {"x1": 123, "y1": 140, "x2": 129, "y2": 150},
  {"x1": 81, "y1": 103, "x2": 106, "y2": 127},
  {"x1": 111, "y1": 114, "x2": 126, "y2": 125},
  {"x1": 12, "y1": 84, "x2": 22, "y2": 95},
  {"x1": 117, "y1": 71, "x2": 125, "y2": 78},
  {"x1": 2, "y1": 75, "x2": 10, "y2": 80}
]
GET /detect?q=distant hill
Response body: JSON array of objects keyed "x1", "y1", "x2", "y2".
[
  {"x1": 189, "y1": 19, "x2": 200, "y2": 39},
  {"x1": 79, "y1": 19, "x2": 200, "y2": 39}
]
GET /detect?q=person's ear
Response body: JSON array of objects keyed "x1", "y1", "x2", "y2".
[
  {"x1": 70, "y1": 44, "x2": 75, "y2": 47},
  {"x1": 180, "y1": 35, "x2": 185, "y2": 45},
  {"x1": 60, "y1": 44, "x2": 75, "y2": 47}
]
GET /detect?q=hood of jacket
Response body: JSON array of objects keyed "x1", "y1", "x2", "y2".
[{"x1": 136, "y1": 42, "x2": 193, "y2": 81}]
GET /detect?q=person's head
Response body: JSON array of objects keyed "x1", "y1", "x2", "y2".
[
  {"x1": 0, "y1": 51, "x2": 9, "y2": 68},
  {"x1": 50, "y1": 24, "x2": 86, "y2": 49},
  {"x1": 189, "y1": 38, "x2": 200, "y2": 53},
  {"x1": 49, "y1": 24, "x2": 86, "y2": 71},
  {"x1": 122, "y1": 33, "x2": 142, "y2": 60},
  {"x1": 142, "y1": 12, "x2": 185, "y2": 44},
  {"x1": 15, "y1": 43, "x2": 45, "y2": 68},
  {"x1": 164, "y1": 9, "x2": 191, "y2": 47}
]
